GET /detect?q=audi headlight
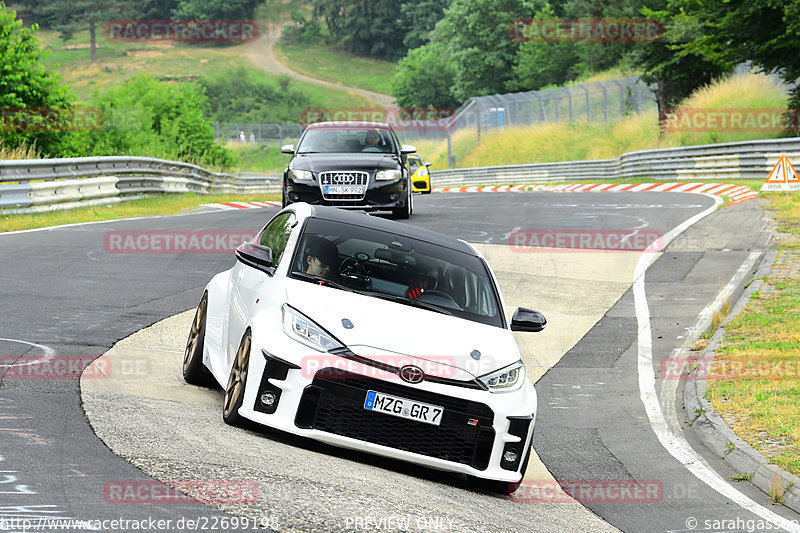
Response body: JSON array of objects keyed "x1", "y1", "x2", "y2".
[
  {"x1": 289, "y1": 169, "x2": 313, "y2": 180},
  {"x1": 375, "y1": 169, "x2": 402, "y2": 180},
  {"x1": 281, "y1": 304, "x2": 343, "y2": 352},
  {"x1": 479, "y1": 361, "x2": 526, "y2": 392}
]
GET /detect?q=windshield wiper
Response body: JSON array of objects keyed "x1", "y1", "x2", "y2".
[
  {"x1": 292, "y1": 272, "x2": 356, "y2": 292},
  {"x1": 357, "y1": 290, "x2": 453, "y2": 316}
]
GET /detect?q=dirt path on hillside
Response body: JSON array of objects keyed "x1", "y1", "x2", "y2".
[{"x1": 240, "y1": 22, "x2": 395, "y2": 109}]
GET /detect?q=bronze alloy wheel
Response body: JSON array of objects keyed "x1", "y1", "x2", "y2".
[
  {"x1": 223, "y1": 331, "x2": 251, "y2": 426},
  {"x1": 182, "y1": 293, "x2": 214, "y2": 386}
]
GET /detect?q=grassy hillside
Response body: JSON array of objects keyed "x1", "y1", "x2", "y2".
[
  {"x1": 274, "y1": 42, "x2": 397, "y2": 95},
  {"x1": 37, "y1": 30, "x2": 371, "y2": 110}
]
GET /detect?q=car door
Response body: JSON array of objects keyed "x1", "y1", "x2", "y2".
[{"x1": 224, "y1": 212, "x2": 297, "y2": 372}]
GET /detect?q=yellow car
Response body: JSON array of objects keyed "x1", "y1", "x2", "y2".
[{"x1": 408, "y1": 154, "x2": 432, "y2": 194}]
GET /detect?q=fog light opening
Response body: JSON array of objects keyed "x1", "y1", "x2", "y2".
[
  {"x1": 260, "y1": 392, "x2": 277, "y2": 407},
  {"x1": 503, "y1": 450, "x2": 518, "y2": 463},
  {"x1": 390, "y1": 193, "x2": 400, "y2": 201},
  {"x1": 289, "y1": 192, "x2": 299, "y2": 201}
]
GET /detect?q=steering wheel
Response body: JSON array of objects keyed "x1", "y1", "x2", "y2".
[
  {"x1": 339, "y1": 253, "x2": 371, "y2": 284},
  {"x1": 361, "y1": 146, "x2": 384, "y2": 153},
  {"x1": 416, "y1": 290, "x2": 461, "y2": 310}
]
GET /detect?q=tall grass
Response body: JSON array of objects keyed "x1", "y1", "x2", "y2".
[
  {"x1": 0, "y1": 142, "x2": 43, "y2": 160},
  {"x1": 415, "y1": 73, "x2": 790, "y2": 169}
]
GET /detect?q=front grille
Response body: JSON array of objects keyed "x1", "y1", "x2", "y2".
[
  {"x1": 295, "y1": 369, "x2": 495, "y2": 470},
  {"x1": 319, "y1": 171, "x2": 369, "y2": 201}
]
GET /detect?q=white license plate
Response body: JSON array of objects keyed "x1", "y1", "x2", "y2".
[
  {"x1": 363, "y1": 390, "x2": 443, "y2": 426},
  {"x1": 325, "y1": 185, "x2": 364, "y2": 195}
]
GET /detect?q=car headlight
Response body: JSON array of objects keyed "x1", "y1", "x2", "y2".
[
  {"x1": 375, "y1": 169, "x2": 402, "y2": 180},
  {"x1": 281, "y1": 304, "x2": 343, "y2": 352},
  {"x1": 289, "y1": 169, "x2": 313, "y2": 180},
  {"x1": 418, "y1": 167, "x2": 428, "y2": 176},
  {"x1": 479, "y1": 361, "x2": 526, "y2": 392}
]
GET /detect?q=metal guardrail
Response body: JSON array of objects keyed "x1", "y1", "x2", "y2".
[
  {"x1": 1, "y1": 136, "x2": 798, "y2": 214},
  {"x1": 0, "y1": 156, "x2": 281, "y2": 213},
  {"x1": 430, "y1": 137, "x2": 800, "y2": 187}
]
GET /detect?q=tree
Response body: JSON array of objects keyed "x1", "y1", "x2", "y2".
[
  {"x1": 436, "y1": 0, "x2": 544, "y2": 102},
  {"x1": 669, "y1": 0, "x2": 800, "y2": 133},
  {"x1": 628, "y1": 3, "x2": 730, "y2": 120},
  {"x1": 400, "y1": 0, "x2": 452, "y2": 50},
  {"x1": 0, "y1": 4, "x2": 77, "y2": 155},
  {"x1": 35, "y1": 0, "x2": 134, "y2": 64},
  {"x1": 391, "y1": 42, "x2": 459, "y2": 109},
  {"x1": 170, "y1": 0, "x2": 262, "y2": 19},
  {"x1": 313, "y1": 0, "x2": 408, "y2": 60}
]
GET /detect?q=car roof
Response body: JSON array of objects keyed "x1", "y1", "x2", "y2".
[
  {"x1": 305, "y1": 121, "x2": 392, "y2": 129},
  {"x1": 306, "y1": 205, "x2": 475, "y2": 255}
]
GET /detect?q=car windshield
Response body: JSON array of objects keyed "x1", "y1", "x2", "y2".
[
  {"x1": 297, "y1": 128, "x2": 397, "y2": 154},
  {"x1": 290, "y1": 218, "x2": 505, "y2": 328}
]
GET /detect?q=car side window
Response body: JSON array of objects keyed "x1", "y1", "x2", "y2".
[{"x1": 257, "y1": 212, "x2": 296, "y2": 267}]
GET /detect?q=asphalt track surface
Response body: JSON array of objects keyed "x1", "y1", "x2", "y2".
[{"x1": 0, "y1": 192, "x2": 796, "y2": 532}]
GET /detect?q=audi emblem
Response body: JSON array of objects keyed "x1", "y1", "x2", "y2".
[
  {"x1": 332, "y1": 173, "x2": 355, "y2": 184},
  {"x1": 399, "y1": 365, "x2": 424, "y2": 384}
]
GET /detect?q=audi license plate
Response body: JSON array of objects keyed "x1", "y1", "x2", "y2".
[
  {"x1": 325, "y1": 185, "x2": 364, "y2": 195},
  {"x1": 363, "y1": 390, "x2": 443, "y2": 426}
]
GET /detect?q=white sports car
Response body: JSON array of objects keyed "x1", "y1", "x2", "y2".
[{"x1": 183, "y1": 203, "x2": 545, "y2": 492}]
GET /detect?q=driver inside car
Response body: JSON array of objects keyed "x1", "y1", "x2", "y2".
[
  {"x1": 364, "y1": 130, "x2": 381, "y2": 148},
  {"x1": 407, "y1": 260, "x2": 440, "y2": 300},
  {"x1": 305, "y1": 237, "x2": 339, "y2": 279}
]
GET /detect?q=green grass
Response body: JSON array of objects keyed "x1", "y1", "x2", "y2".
[
  {"x1": 229, "y1": 143, "x2": 290, "y2": 173},
  {"x1": 274, "y1": 42, "x2": 397, "y2": 96},
  {"x1": 0, "y1": 193, "x2": 279, "y2": 233},
  {"x1": 706, "y1": 192, "x2": 800, "y2": 476}
]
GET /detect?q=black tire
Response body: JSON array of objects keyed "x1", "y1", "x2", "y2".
[
  {"x1": 422, "y1": 189, "x2": 431, "y2": 195},
  {"x1": 223, "y1": 331, "x2": 251, "y2": 427},
  {"x1": 281, "y1": 191, "x2": 289, "y2": 208},
  {"x1": 182, "y1": 293, "x2": 215, "y2": 386},
  {"x1": 392, "y1": 181, "x2": 412, "y2": 219}
]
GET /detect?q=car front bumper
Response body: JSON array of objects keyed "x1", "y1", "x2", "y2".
[
  {"x1": 284, "y1": 176, "x2": 407, "y2": 211},
  {"x1": 238, "y1": 329, "x2": 537, "y2": 483}
]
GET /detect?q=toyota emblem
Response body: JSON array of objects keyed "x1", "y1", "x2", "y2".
[{"x1": 399, "y1": 365, "x2": 424, "y2": 384}]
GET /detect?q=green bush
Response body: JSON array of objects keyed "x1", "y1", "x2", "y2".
[
  {"x1": 198, "y1": 67, "x2": 311, "y2": 124},
  {"x1": 86, "y1": 74, "x2": 231, "y2": 168}
]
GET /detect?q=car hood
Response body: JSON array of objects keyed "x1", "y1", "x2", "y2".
[
  {"x1": 291, "y1": 153, "x2": 400, "y2": 173},
  {"x1": 285, "y1": 280, "x2": 520, "y2": 379}
]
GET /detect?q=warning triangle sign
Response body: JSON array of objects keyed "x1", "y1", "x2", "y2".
[{"x1": 762, "y1": 155, "x2": 800, "y2": 191}]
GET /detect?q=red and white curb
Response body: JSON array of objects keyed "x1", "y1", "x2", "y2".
[
  {"x1": 434, "y1": 183, "x2": 758, "y2": 206},
  {"x1": 203, "y1": 201, "x2": 282, "y2": 210}
]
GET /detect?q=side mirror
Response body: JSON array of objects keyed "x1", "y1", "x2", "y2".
[
  {"x1": 510, "y1": 308, "x2": 546, "y2": 332},
  {"x1": 401, "y1": 144, "x2": 417, "y2": 154},
  {"x1": 235, "y1": 242, "x2": 274, "y2": 273},
  {"x1": 280, "y1": 144, "x2": 295, "y2": 154},
  {"x1": 424, "y1": 161, "x2": 432, "y2": 167}
]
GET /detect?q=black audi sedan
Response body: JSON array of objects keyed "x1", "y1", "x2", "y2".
[{"x1": 280, "y1": 121, "x2": 415, "y2": 219}]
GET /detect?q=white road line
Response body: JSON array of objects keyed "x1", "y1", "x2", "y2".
[{"x1": 634, "y1": 195, "x2": 800, "y2": 532}]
